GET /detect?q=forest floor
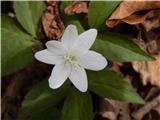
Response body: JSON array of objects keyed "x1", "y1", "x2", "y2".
[{"x1": 1, "y1": 1, "x2": 160, "y2": 120}]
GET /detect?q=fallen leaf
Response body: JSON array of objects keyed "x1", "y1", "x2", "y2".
[
  {"x1": 110, "y1": 62, "x2": 123, "y2": 77},
  {"x1": 132, "y1": 95, "x2": 160, "y2": 120},
  {"x1": 154, "y1": 103, "x2": 160, "y2": 115},
  {"x1": 132, "y1": 35, "x2": 160, "y2": 87},
  {"x1": 132, "y1": 53, "x2": 160, "y2": 87},
  {"x1": 141, "y1": 10, "x2": 160, "y2": 31},
  {"x1": 146, "y1": 39, "x2": 160, "y2": 54},
  {"x1": 106, "y1": 1, "x2": 160, "y2": 31},
  {"x1": 65, "y1": 1, "x2": 88, "y2": 15},
  {"x1": 107, "y1": 1, "x2": 160, "y2": 20},
  {"x1": 118, "y1": 10, "x2": 160, "y2": 32},
  {"x1": 144, "y1": 30, "x2": 160, "y2": 46},
  {"x1": 99, "y1": 97, "x2": 116, "y2": 120},
  {"x1": 144, "y1": 87, "x2": 160, "y2": 101},
  {"x1": 99, "y1": 98, "x2": 131, "y2": 120},
  {"x1": 42, "y1": 1, "x2": 65, "y2": 40}
]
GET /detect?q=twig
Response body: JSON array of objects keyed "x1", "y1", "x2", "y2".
[{"x1": 132, "y1": 95, "x2": 160, "y2": 120}]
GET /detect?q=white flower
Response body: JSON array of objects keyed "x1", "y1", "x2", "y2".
[{"x1": 35, "y1": 25, "x2": 107, "y2": 92}]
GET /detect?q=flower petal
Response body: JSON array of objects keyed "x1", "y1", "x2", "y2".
[
  {"x1": 79, "y1": 50, "x2": 108, "y2": 71},
  {"x1": 46, "y1": 40, "x2": 67, "y2": 55},
  {"x1": 74, "y1": 29, "x2": 97, "y2": 51},
  {"x1": 34, "y1": 49, "x2": 62, "y2": 65},
  {"x1": 49, "y1": 62, "x2": 71, "y2": 89},
  {"x1": 61, "y1": 25, "x2": 78, "y2": 49},
  {"x1": 69, "y1": 66, "x2": 88, "y2": 92}
]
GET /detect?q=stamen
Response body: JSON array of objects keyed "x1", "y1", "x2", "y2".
[{"x1": 65, "y1": 54, "x2": 77, "y2": 62}]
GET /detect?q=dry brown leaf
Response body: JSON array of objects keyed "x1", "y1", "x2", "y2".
[
  {"x1": 147, "y1": 40, "x2": 160, "y2": 54},
  {"x1": 154, "y1": 103, "x2": 160, "y2": 114},
  {"x1": 141, "y1": 10, "x2": 160, "y2": 32},
  {"x1": 99, "y1": 98, "x2": 117, "y2": 120},
  {"x1": 110, "y1": 62, "x2": 123, "y2": 73},
  {"x1": 132, "y1": 53, "x2": 160, "y2": 87},
  {"x1": 132, "y1": 95, "x2": 160, "y2": 120},
  {"x1": 99, "y1": 98, "x2": 130, "y2": 120},
  {"x1": 122, "y1": 10, "x2": 160, "y2": 32},
  {"x1": 106, "y1": 1, "x2": 160, "y2": 31},
  {"x1": 42, "y1": 1, "x2": 65, "y2": 40},
  {"x1": 144, "y1": 87, "x2": 160, "y2": 101},
  {"x1": 132, "y1": 38, "x2": 160, "y2": 87},
  {"x1": 108, "y1": 1, "x2": 160, "y2": 20},
  {"x1": 65, "y1": 1, "x2": 88, "y2": 15},
  {"x1": 118, "y1": 10, "x2": 160, "y2": 32}
]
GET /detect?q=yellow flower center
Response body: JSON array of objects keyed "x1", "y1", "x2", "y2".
[{"x1": 66, "y1": 54, "x2": 77, "y2": 62}]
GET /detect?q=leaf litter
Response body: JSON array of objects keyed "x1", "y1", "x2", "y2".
[
  {"x1": 65, "y1": 1, "x2": 88, "y2": 15},
  {"x1": 2, "y1": 1, "x2": 160, "y2": 120},
  {"x1": 42, "y1": 1, "x2": 65, "y2": 40},
  {"x1": 106, "y1": 1, "x2": 160, "y2": 31}
]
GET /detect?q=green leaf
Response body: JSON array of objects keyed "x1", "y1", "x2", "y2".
[
  {"x1": 3, "y1": 115, "x2": 13, "y2": 120},
  {"x1": 1, "y1": 16, "x2": 33, "y2": 76},
  {"x1": 18, "y1": 80, "x2": 70, "y2": 119},
  {"x1": 88, "y1": 69, "x2": 144, "y2": 104},
  {"x1": 65, "y1": 20, "x2": 85, "y2": 34},
  {"x1": 88, "y1": 1, "x2": 121, "y2": 29},
  {"x1": 92, "y1": 32, "x2": 154, "y2": 61},
  {"x1": 62, "y1": 87, "x2": 93, "y2": 120},
  {"x1": 14, "y1": 1, "x2": 45, "y2": 36},
  {"x1": 28, "y1": 107, "x2": 61, "y2": 120}
]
